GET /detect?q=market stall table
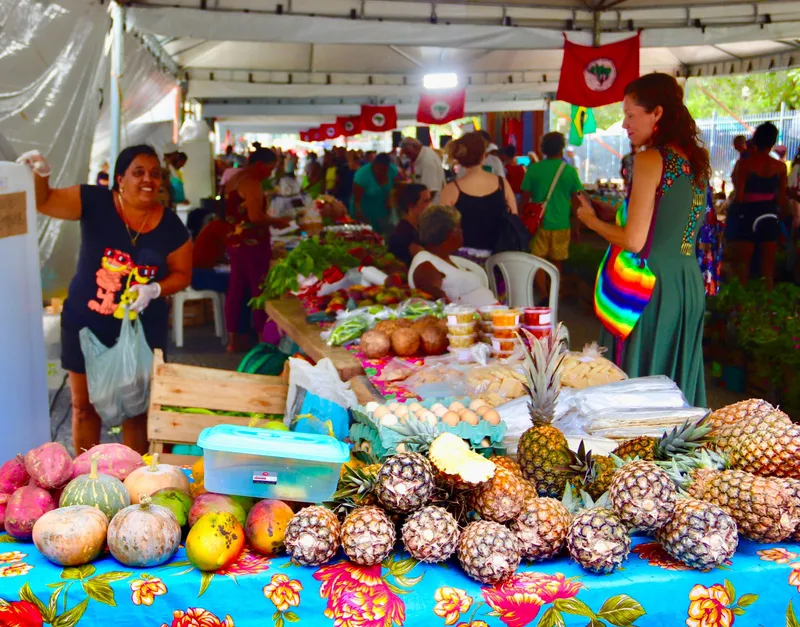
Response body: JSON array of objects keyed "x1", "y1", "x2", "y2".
[
  {"x1": 265, "y1": 298, "x2": 364, "y2": 382},
  {"x1": 0, "y1": 532, "x2": 797, "y2": 626}
]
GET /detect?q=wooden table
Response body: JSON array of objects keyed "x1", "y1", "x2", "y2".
[{"x1": 265, "y1": 297, "x2": 365, "y2": 382}]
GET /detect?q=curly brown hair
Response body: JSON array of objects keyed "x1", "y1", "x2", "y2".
[{"x1": 624, "y1": 73, "x2": 710, "y2": 187}]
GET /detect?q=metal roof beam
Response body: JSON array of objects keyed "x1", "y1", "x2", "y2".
[{"x1": 686, "y1": 48, "x2": 800, "y2": 77}]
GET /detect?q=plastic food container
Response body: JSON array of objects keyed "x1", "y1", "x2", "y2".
[
  {"x1": 523, "y1": 307, "x2": 552, "y2": 326},
  {"x1": 447, "y1": 321, "x2": 478, "y2": 336},
  {"x1": 447, "y1": 333, "x2": 477, "y2": 348},
  {"x1": 492, "y1": 309, "x2": 521, "y2": 327},
  {"x1": 492, "y1": 337, "x2": 520, "y2": 353},
  {"x1": 478, "y1": 334, "x2": 493, "y2": 344},
  {"x1": 522, "y1": 324, "x2": 552, "y2": 340},
  {"x1": 492, "y1": 326, "x2": 519, "y2": 339},
  {"x1": 494, "y1": 350, "x2": 516, "y2": 360},
  {"x1": 478, "y1": 305, "x2": 508, "y2": 322},
  {"x1": 447, "y1": 306, "x2": 477, "y2": 325},
  {"x1": 198, "y1": 425, "x2": 350, "y2": 502}
]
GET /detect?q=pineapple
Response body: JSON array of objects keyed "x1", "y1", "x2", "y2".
[
  {"x1": 375, "y1": 453, "x2": 435, "y2": 513},
  {"x1": 568, "y1": 441, "x2": 616, "y2": 500},
  {"x1": 565, "y1": 492, "x2": 631, "y2": 574},
  {"x1": 611, "y1": 417, "x2": 711, "y2": 462},
  {"x1": 401, "y1": 505, "x2": 460, "y2": 563},
  {"x1": 778, "y1": 479, "x2": 800, "y2": 542},
  {"x1": 341, "y1": 506, "x2": 396, "y2": 566},
  {"x1": 707, "y1": 398, "x2": 789, "y2": 432},
  {"x1": 387, "y1": 421, "x2": 496, "y2": 488},
  {"x1": 491, "y1": 455, "x2": 524, "y2": 480},
  {"x1": 517, "y1": 328, "x2": 572, "y2": 497},
  {"x1": 654, "y1": 498, "x2": 738, "y2": 571},
  {"x1": 609, "y1": 460, "x2": 677, "y2": 532},
  {"x1": 666, "y1": 451, "x2": 797, "y2": 543},
  {"x1": 510, "y1": 497, "x2": 571, "y2": 561},
  {"x1": 284, "y1": 506, "x2": 341, "y2": 566},
  {"x1": 333, "y1": 463, "x2": 382, "y2": 508},
  {"x1": 458, "y1": 520, "x2": 521, "y2": 584},
  {"x1": 522, "y1": 479, "x2": 539, "y2": 504},
  {"x1": 472, "y1": 467, "x2": 525, "y2": 523},
  {"x1": 712, "y1": 413, "x2": 800, "y2": 478}
]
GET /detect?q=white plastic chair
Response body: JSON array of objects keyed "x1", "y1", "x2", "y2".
[
  {"x1": 451, "y1": 255, "x2": 490, "y2": 288},
  {"x1": 485, "y1": 252, "x2": 561, "y2": 323},
  {"x1": 171, "y1": 288, "x2": 226, "y2": 348}
]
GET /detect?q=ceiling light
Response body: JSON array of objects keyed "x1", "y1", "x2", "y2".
[{"x1": 423, "y1": 73, "x2": 458, "y2": 90}]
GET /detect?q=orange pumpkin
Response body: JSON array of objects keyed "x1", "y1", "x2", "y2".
[
  {"x1": 32, "y1": 505, "x2": 108, "y2": 566},
  {"x1": 123, "y1": 453, "x2": 190, "y2": 504}
]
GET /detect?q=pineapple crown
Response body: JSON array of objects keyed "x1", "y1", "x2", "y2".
[
  {"x1": 383, "y1": 416, "x2": 441, "y2": 453},
  {"x1": 658, "y1": 448, "x2": 730, "y2": 491},
  {"x1": 655, "y1": 416, "x2": 713, "y2": 457},
  {"x1": 520, "y1": 325, "x2": 565, "y2": 427},
  {"x1": 561, "y1": 483, "x2": 610, "y2": 513}
]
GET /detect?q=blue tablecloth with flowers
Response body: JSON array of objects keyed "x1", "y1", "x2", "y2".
[{"x1": 1, "y1": 532, "x2": 799, "y2": 627}]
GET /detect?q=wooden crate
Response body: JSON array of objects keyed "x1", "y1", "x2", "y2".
[{"x1": 147, "y1": 349, "x2": 289, "y2": 465}]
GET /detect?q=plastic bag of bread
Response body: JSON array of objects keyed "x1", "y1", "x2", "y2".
[{"x1": 560, "y1": 342, "x2": 627, "y2": 389}]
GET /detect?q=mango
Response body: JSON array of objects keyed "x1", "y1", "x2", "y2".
[
  {"x1": 245, "y1": 500, "x2": 294, "y2": 556},
  {"x1": 186, "y1": 512, "x2": 244, "y2": 571}
]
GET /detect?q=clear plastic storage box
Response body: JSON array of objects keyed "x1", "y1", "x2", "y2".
[{"x1": 197, "y1": 425, "x2": 350, "y2": 502}]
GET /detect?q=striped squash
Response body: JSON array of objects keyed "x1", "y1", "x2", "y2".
[{"x1": 60, "y1": 453, "x2": 130, "y2": 520}]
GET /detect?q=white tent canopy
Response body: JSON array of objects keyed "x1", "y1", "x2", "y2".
[{"x1": 122, "y1": 0, "x2": 800, "y2": 128}]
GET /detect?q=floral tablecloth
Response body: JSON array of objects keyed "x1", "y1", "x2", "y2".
[{"x1": 2, "y1": 532, "x2": 800, "y2": 627}]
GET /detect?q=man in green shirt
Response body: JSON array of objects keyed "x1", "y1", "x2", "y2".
[{"x1": 520, "y1": 132, "x2": 583, "y2": 302}]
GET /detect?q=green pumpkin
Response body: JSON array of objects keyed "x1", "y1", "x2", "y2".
[
  {"x1": 150, "y1": 487, "x2": 193, "y2": 526},
  {"x1": 60, "y1": 453, "x2": 130, "y2": 520}
]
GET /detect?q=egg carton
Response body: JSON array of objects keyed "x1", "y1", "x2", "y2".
[{"x1": 350, "y1": 396, "x2": 506, "y2": 459}]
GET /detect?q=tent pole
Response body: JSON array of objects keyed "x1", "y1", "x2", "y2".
[
  {"x1": 110, "y1": 1, "x2": 125, "y2": 167},
  {"x1": 592, "y1": 10, "x2": 601, "y2": 47}
]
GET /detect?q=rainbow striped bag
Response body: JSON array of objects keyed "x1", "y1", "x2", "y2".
[{"x1": 594, "y1": 199, "x2": 657, "y2": 345}]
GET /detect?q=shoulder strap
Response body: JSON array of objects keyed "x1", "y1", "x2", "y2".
[{"x1": 543, "y1": 162, "x2": 567, "y2": 209}]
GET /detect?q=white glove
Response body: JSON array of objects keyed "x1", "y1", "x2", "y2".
[
  {"x1": 129, "y1": 283, "x2": 162, "y2": 314},
  {"x1": 16, "y1": 150, "x2": 52, "y2": 177}
]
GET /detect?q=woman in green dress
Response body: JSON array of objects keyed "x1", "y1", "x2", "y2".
[{"x1": 576, "y1": 73, "x2": 709, "y2": 406}]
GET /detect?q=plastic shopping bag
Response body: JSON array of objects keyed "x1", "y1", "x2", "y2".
[{"x1": 79, "y1": 313, "x2": 154, "y2": 426}]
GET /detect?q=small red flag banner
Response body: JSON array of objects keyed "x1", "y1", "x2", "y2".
[
  {"x1": 416, "y1": 88, "x2": 466, "y2": 125},
  {"x1": 360, "y1": 105, "x2": 398, "y2": 132}
]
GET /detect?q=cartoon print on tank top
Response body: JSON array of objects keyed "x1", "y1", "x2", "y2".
[{"x1": 87, "y1": 248, "x2": 158, "y2": 321}]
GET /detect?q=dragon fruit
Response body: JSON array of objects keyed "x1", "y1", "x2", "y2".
[
  {"x1": 72, "y1": 443, "x2": 144, "y2": 482},
  {"x1": 5, "y1": 486, "x2": 55, "y2": 540},
  {"x1": 0, "y1": 455, "x2": 30, "y2": 494},
  {"x1": 25, "y1": 443, "x2": 74, "y2": 490}
]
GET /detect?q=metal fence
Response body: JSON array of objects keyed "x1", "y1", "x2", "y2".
[{"x1": 572, "y1": 106, "x2": 800, "y2": 189}]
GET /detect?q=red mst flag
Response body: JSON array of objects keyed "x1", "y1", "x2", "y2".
[
  {"x1": 416, "y1": 88, "x2": 466, "y2": 125},
  {"x1": 336, "y1": 116, "x2": 362, "y2": 137},
  {"x1": 310, "y1": 128, "x2": 323, "y2": 142},
  {"x1": 556, "y1": 33, "x2": 640, "y2": 107},
  {"x1": 299, "y1": 131, "x2": 311, "y2": 142},
  {"x1": 319, "y1": 123, "x2": 339, "y2": 140},
  {"x1": 360, "y1": 105, "x2": 397, "y2": 132}
]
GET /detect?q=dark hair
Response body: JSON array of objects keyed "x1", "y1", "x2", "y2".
[
  {"x1": 541, "y1": 132, "x2": 566, "y2": 158},
  {"x1": 249, "y1": 147, "x2": 277, "y2": 165},
  {"x1": 624, "y1": 73, "x2": 710, "y2": 186},
  {"x1": 395, "y1": 183, "x2": 427, "y2": 216},
  {"x1": 501, "y1": 144, "x2": 517, "y2": 159},
  {"x1": 750, "y1": 122, "x2": 778, "y2": 151},
  {"x1": 447, "y1": 132, "x2": 486, "y2": 167},
  {"x1": 373, "y1": 153, "x2": 392, "y2": 167},
  {"x1": 479, "y1": 130, "x2": 493, "y2": 144},
  {"x1": 225, "y1": 145, "x2": 233, "y2": 154},
  {"x1": 113, "y1": 144, "x2": 159, "y2": 191}
]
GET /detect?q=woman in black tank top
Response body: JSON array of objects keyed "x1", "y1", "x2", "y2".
[{"x1": 439, "y1": 132, "x2": 518, "y2": 252}]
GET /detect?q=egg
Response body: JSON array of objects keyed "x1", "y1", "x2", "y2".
[
  {"x1": 387, "y1": 402, "x2": 401, "y2": 413},
  {"x1": 365, "y1": 402, "x2": 380, "y2": 413},
  {"x1": 480, "y1": 437, "x2": 492, "y2": 447},
  {"x1": 441, "y1": 411, "x2": 461, "y2": 427},
  {"x1": 475, "y1": 405, "x2": 491, "y2": 417},
  {"x1": 379, "y1": 413, "x2": 399, "y2": 426},
  {"x1": 408, "y1": 403, "x2": 424, "y2": 415},
  {"x1": 483, "y1": 409, "x2": 502, "y2": 425},
  {"x1": 457, "y1": 407, "x2": 472, "y2": 416},
  {"x1": 432, "y1": 405, "x2": 449, "y2": 418},
  {"x1": 430, "y1": 403, "x2": 446, "y2": 415},
  {"x1": 419, "y1": 411, "x2": 438, "y2": 427},
  {"x1": 394, "y1": 405, "x2": 410, "y2": 419},
  {"x1": 460, "y1": 410, "x2": 479, "y2": 425},
  {"x1": 373, "y1": 406, "x2": 391, "y2": 419},
  {"x1": 469, "y1": 399, "x2": 488, "y2": 411},
  {"x1": 449, "y1": 402, "x2": 466, "y2": 413}
]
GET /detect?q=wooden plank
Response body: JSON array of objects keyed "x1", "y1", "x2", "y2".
[
  {"x1": 151, "y1": 374, "x2": 287, "y2": 414},
  {"x1": 148, "y1": 410, "x2": 256, "y2": 444},
  {"x1": 157, "y1": 452, "x2": 197, "y2": 467},
  {"x1": 155, "y1": 362, "x2": 285, "y2": 387},
  {"x1": 265, "y1": 297, "x2": 364, "y2": 381}
]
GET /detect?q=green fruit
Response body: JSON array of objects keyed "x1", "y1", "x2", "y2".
[
  {"x1": 59, "y1": 455, "x2": 130, "y2": 520},
  {"x1": 150, "y1": 488, "x2": 193, "y2": 526},
  {"x1": 265, "y1": 420, "x2": 289, "y2": 431},
  {"x1": 230, "y1": 495, "x2": 258, "y2": 515}
]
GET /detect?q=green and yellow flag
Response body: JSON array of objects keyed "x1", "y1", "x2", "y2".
[{"x1": 569, "y1": 105, "x2": 596, "y2": 146}]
